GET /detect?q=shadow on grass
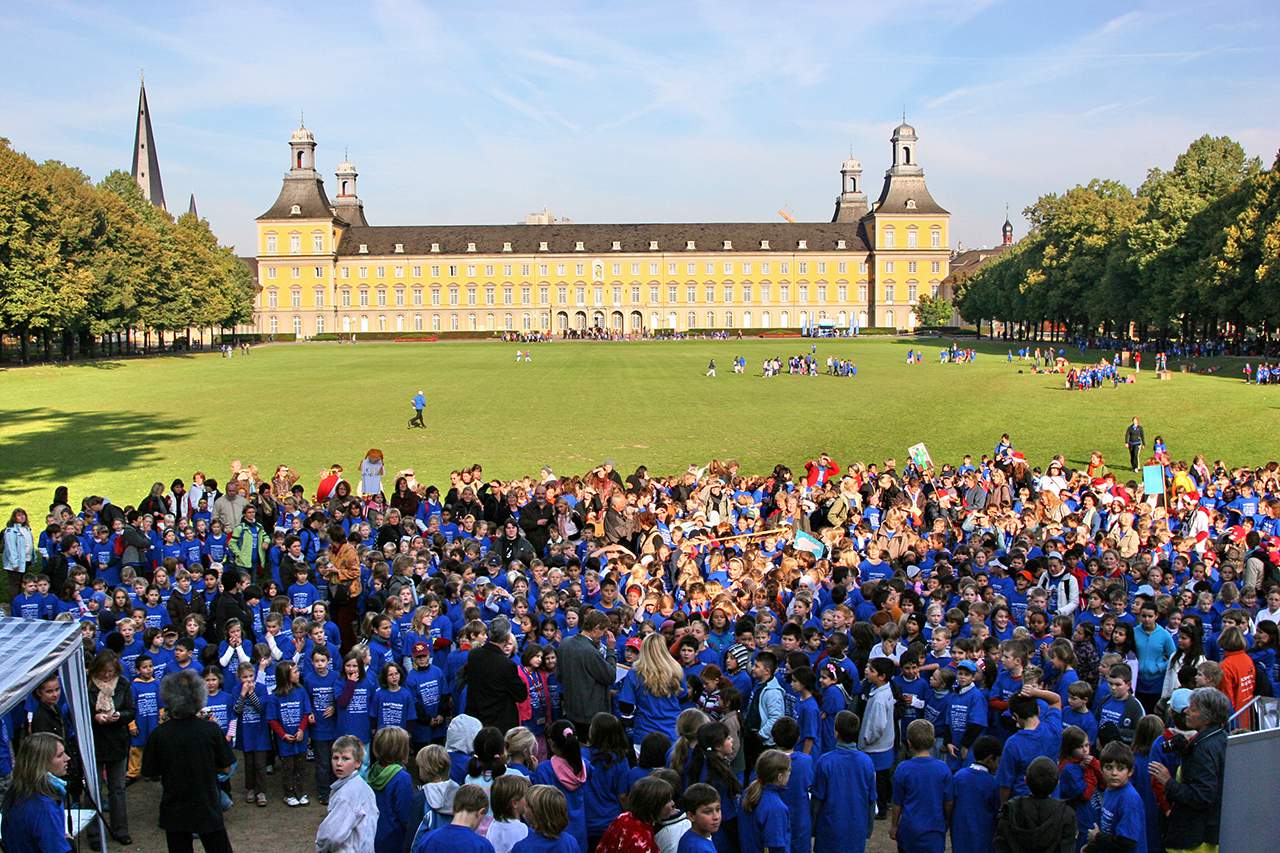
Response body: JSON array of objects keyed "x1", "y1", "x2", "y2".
[{"x1": 0, "y1": 408, "x2": 186, "y2": 501}]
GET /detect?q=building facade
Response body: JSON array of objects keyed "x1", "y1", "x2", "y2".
[{"x1": 254, "y1": 122, "x2": 950, "y2": 337}]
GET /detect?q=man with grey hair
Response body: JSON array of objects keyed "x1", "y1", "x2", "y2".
[
  {"x1": 1149, "y1": 686, "x2": 1230, "y2": 851},
  {"x1": 142, "y1": 669, "x2": 236, "y2": 852},
  {"x1": 462, "y1": 615, "x2": 527, "y2": 732}
]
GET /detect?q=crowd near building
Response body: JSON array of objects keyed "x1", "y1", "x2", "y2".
[{"x1": 252, "y1": 121, "x2": 952, "y2": 338}]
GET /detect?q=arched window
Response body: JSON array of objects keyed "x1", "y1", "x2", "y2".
[
  {"x1": 414, "y1": 315, "x2": 423, "y2": 332},
  {"x1": 296, "y1": 150, "x2": 304, "y2": 169},
  {"x1": 431, "y1": 314, "x2": 440, "y2": 331},
  {"x1": 761, "y1": 311, "x2": 771, "y2": 327},
  {"x1": 743, "y1": 310, "x2": 752, "y2": 328},
  {"x1": 903, "y1": 146, "x2": 911, "y2": 164},
  {"x1": 780, "y1": 310, "x2": 790, "y2": 327},
  {"x1": 886, "y1": 309, "x2": 895, "y2": 328},
  {"x1": 882, "y1": 227, "x2": 895, "y2": 249}
]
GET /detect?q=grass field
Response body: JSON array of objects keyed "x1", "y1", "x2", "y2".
[{"x1": 0, "y1": 337, "x2": 1272, "y2": 514}]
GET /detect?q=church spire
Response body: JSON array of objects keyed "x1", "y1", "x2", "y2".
[
  {"x1": 130, "y1": 76, "x2": 166, "y2": 211},
  {"x1": 1003, "y1": 203, "x2": 1014, "y2": 246},
  {"x1": 188, "y1": 193, "x2": 198, "y2": 218}
]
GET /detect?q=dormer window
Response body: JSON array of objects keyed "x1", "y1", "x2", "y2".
[
  {"x1": 649, "y1": 241, "x2": 659, "y2": 251},
  {"x1": 466, "y1": 242, "x2": 476, "y2": 253},
  {"x1": 393, "y1": 243, "x2": 404, "y2": 254},
  {"x1": 358, "y1": 244, "x2": 368, "y2": 254},
  {"x1": 797, "y1": 240, "x2": 808, "y2": 250},
  {"x1": 760, "y1": 240, "x2": 770, "y2": 250},
  {"x1": 539, "y1": 241, "x2": 549, "y2": 252},
  {"x1": 290, "y1": 204, "x2": 301, "y2": 216},
  {"x1": 837, "y1": 239, "x2": 846, "y2": 249},
  {"x1": 574, "y1": 241, "x2": 585, "y2": 251},
  {"x1": 686, "y1": 241, "x2": 696, "y2": 250},
  {"x1": 430, "y1": 243, "x2": 440, "y2": 253},
  {"x1": 502, "y1": 242, "x2": 512, "y2": 252},
  {"x1": 722, "y1": 240, "x2": 732, "y2": 250},
  {"x1": 906, "y1": 198, "x2": 917, "y2": 209},
  {"x1": 611, "y1": 241, "x2": 621, "y2": 251}
]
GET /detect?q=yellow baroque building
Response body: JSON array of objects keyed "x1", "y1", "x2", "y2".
[{"x1": 253, "y1": 121, "x2": 949, "y2": 337}]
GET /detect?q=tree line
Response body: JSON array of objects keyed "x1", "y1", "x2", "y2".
[
  {"x1": 0, "y1": 138, "x2": 255, "y2": 363},
  {"x1": 956, "y1": 135, "x2": 1280, "y2": 345}
]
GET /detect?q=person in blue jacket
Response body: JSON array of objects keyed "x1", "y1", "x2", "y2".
[
  {"x1": 370, "y1": 726, "x2": 424, "y2": 853},
  {"x1": 949, "y1": 735, "x2": 1002, "y2": 853},
  {"x1": 303, "y1": 647, "x2": 341, "y2": 805},
  {"x1": 737, "y1": 750, "x2": 790, "y2": 853},
  {"x1": 890, "y1": 721, "x2": 952, "y2": 853},
  {"x1": 0, "y1": 732, "x2": 72, "y2": 853},
  {"x1": 413, "y1": 783, "x2": 495, "y2": 853},
  {"x1": 767, "y1": 718, "x2": 812, "y2": 853},
  {"x1": 811, "y1": 711, "x2": 876, "y2": 853},
  {"x1": 531, "y1": 721, "x2": 590, "y2": 853}
]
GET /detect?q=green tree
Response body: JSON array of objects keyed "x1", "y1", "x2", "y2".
[{"x1": 912, "y1": 293, "x2": 954, "y2": 326}]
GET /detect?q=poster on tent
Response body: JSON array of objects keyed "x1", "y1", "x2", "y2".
[
  {"x1": 1142, "y1": 464, "x2": 1167, "y2": 506},
  {"x1": 908, "y1": 442, "x2": 933, "y2": 471}
]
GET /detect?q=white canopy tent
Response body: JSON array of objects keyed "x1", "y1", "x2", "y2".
[{"x1": 0, "y1": 617, "x2": 104, "y2": 848}]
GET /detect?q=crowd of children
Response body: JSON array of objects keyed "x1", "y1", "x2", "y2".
[{"x1": 3, "y1": 439, "x2": 1277, "y2": 852}]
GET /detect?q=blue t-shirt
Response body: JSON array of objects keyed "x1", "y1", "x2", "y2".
[
  {"x1": 581, "y1": 748, "x2": 630, "y2": 834},
  {"x1": 995, "y1": 713, "x2": 1063, "y2": 798},
  {"x1": 130, "y1": 679, "x2": 163, "y2": 746},
  {"x1": 781, "y1": 751, "x2": 813, "y2": 853},
  {"x1": 1099, "y1": 784, "x2": 1146, "y2": 852},
  {"x1": 288, "y1": 582, "x2": 320, "y2": 612},
  {"x1": 531, "y1": 759, "x2": 590, "y2": 853},
  {"x1": 370, "y1": 686, "x2": 418, "y2": 731},
  {"x1": 1097, "y1": 696, "x2": 1144, "y2": 739},
  {"x1": 266, "y1": 686, "x2": 313, "y2": 756},
  {"x1": 510, "y1": 831, "x2": 579, "y2": 853},
  {"x1": 406, "y1": 665, "x2": 449, "y2": 743},
  {"x1": 415, "y1": 824, "x2": 497, "y2": 853},
  {"x1": 891, "y1": 757, "x2": 951, "y2": 853},
  {"x1": 739, "y1": 787, "x2": 790, "y2": 853},
  {"x1": 302, "y1": 668, "x2": 341, "y2": 741},
  {"x1": 949, "y1": 765, "x2": 1000, "y2": 853},
  {"x1": 617, "y1": 669, "x2": 684, "y2": 745},
  {"x1": 812, "y1": 746, "x2": 875, "y2": 853},
  {"x1": 677, "y1": 832, "x2": 718, "y2": 853},
  {"x1": 237, "y1": 683, "x2": 272, "y2": 752},
  {"x1": 793, "y1": 696, "x2": 820, "y2": 753},
  {"x1": 204, "y1": 689, "x2": 234, "y2": 738}
]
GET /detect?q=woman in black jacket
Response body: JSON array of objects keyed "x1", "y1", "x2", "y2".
[
  {"x1": 87, "y1": 650, "x2": 136, "y2": 846},
  {"x1": 1149, "y1": 686, "x2": 1231, "y2": 851}
]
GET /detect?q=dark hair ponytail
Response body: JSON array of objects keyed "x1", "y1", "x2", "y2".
[
  {"x1": 467, "y1": 726, "x2": 508, "y2": 779},
  {"x1": 546, "y1": 719, "x2": 583, "y2": 774},
  {"x1": 685, "y1": 722, "x2": 741, "y2": 797}
]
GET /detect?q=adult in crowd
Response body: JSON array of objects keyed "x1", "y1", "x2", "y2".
[
  {"x1": 229, "y1": 503, "x2": 268, "y2": 575},
  {"x1": 142, "y1": 669, "x2": 236, "y2": 853},
  {"x1": 617, "y1": 634, "x2": 685, "y2": 747},
  {"x1": 3, "y1": 508, "x2": 37, "y2": 584},
  {"x1": 1149, "y1": 687, "x2": 1231, "y2": 852},
  {"x1": 212, "y1": 479, "x2": 247, "y2": 532},
  {"x1": 464, "y1": 616, "x2": 528, "y2": 732},
  {"x1": 558, "y1": 610, "x2": 618, "y2": 735},
  {"x1": 0, "y1": 732, "x2": 72, "y2": 853},
  {"x1": 494, "y1": 520, "x2": 536, "y2": 568},
  {"x1": 87, "y1": 649, "x2": 135, "y2": 846},
  {"x1": 324, "y1": 526, "x2": 363, "y2": 651},
  {"x1": 211, "y1": 569, "x2": 254, "y2": 642},
  {"x1": 1125, "y1": 416, "x2": 1145, "y2": 471},
  {"x1": 519, "y1": 485, "x2": 555, "y2": 555}
]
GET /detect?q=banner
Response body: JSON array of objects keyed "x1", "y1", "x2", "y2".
[
  {"x1": 1142, "y1": 464, "x2": 1166, "y2": 498},
  {"x1": 908, "y1": 442, "x2": 933, "y2": 470},
  {"x1": 794, "y1": 530, "x2": 826, "y2": 558}
]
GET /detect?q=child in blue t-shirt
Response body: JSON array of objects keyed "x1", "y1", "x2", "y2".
[
  {"x1": 510, "y1": 784, "x2": 578, "y2": 853},
  {"x1": 949, "y1": 735, "x2": 1001, "y2": 853},
  {"x1": 303, "y1": 648, "x2": 341, "y2": 804},
  {"x1": 891, "y1": 720, "x2": 952, "y2": 853},
  {"x1": 287, "y1": 564, "x2": 319, "y2": 617},
  {"x1": 678, "y1": 783, "x2": 724, "y2": 853},
  {"x1": 370, "y1": 662, "x2": 417, "y2": 733},
  {"x1": 738, "y1": 750, "x2": 790, "y2": 853},
  {"x1": 893, "y1": 654, "x2": 931, "y2": 746},
  {"x1": 786, "y1": 667, "x2": 821, "y2": 755},
  {"x1": 414, "y1": 782, "x2": 495, "y2": 853},
  {"x1": 11, "y1": 575, "x2": 45, "y2": 619},
  {"x1": 1062, "y1": 681, "x2": 1099, "y2": 747},
  {"x1": 128, "y1": 655, "x2": 162, "y2": 781},
  {"x1": 234, "y1": 661, "x2": 271, "y2": 806},
  {"x1": 811, "y1": 710, "x2": 875, "y2": 853},
  {"x1": 1089, "y1": 742, "x2": 1146, "y2": 853},
  {"x1": 267, "y1": 660, "x2": 314, "y2": 807},
  {"x1": 769, "y1": 718, "x2": 812, "y2": 853}
]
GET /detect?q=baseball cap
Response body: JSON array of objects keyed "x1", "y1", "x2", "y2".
[
  {"x1": 1135, "y1": 584, "x2": 1157, "y2": 598},
  {"x1": 412, "y1": 642, "x2": 431, "y2": 657},
  {"x1": 957, "y1": 660, "x2": 979, "y2": 673},
  {"x1": 1016, "y1": 570, "x2": 1035, "y2": 582},
  {"x1": 1169, "y1": 688, "x2": 1192, "y2": 713},
  {"x1": 625, "y1": 637, "x2": 642, "y2": 653}
]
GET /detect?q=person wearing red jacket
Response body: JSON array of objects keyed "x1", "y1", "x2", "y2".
[
  {"x1": 803, "y1": 454, "x2": 841, "y2": 489},
  {"x1": 1216, "y1": 627, "x2": 1255, "y2": 727}
]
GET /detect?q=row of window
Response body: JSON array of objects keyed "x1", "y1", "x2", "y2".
[
  {"x1": 880, "y1": 226, "x2": 944, "y2": 249},
  {"x1": 263, "y1": 307, "x2": 904, "y2": 336},
  {"x1": 264, "y1": 233, "x2": 325, "y2": 255},
  {"x1": 261, "y1": 281, "x2": 940, "y2": 309}
]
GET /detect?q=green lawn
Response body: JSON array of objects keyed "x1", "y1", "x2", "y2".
[{"x1": 0, "y1": 337, "x2": 1271, "y2": 514}]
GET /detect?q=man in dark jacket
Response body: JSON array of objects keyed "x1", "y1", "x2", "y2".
[
  {"x1": 558, "y1": 611, "x2": 618, "y2": 734},
  {"x1": 494, "y1": 520, "x2": 536, "y2": 568},
  {"x1": 519, "y1": 486, "x2": 555, "y2": 555},
  {"x1": 463, "y1": 616, "x2": 527, "y2": 732},
  {"x1": 994, "y1": 757, "x2": 1076, "y2": 853},
  {"x1": 1149, "y1": 687, "x2": 1230, "y2": 851},
  {"x1": 209, "y1": 569, "x2": 254, "y2": 643}
]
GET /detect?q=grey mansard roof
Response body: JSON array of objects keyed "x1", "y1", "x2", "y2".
[
  {"x1": 334, "y1": 222, "x2": 869, "y2": 257},
  {"x1": 872, "y1": 174, "x2": 949, "y2": 216},
  {"x1": 257, "y1": 172, "x2": 341, "y2": 222}
]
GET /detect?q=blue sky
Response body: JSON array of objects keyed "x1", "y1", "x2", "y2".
[{"x1": 4, "y1": 0, "x2": 1278, "y2": 254}]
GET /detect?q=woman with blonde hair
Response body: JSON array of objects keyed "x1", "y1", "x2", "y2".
[
  {"x1": 1, "y1": 732, "x2": 72, "y2": 852},
  {"x1": 618, "y1": 634, "x2": 686, "y2": 748}
]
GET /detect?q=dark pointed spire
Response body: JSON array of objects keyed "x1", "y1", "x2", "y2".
[
  {"x1": 188, "y1": 193, "x2": 198, "y2": 218},
  {"x1": 1002, "y1": 203, "x2": 1014, "y2": 246},
  {"x1": 130, "y1": 76, "x2": 166, "y2": 211}
]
